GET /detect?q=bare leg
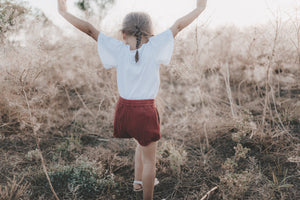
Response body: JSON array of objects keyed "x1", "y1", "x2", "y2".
[
  {"x1": 134, "y1": 143, "x2": 143, "y2": 190},
  {"x1": 141, "y1": 142, "x2": 157, "y2": 200}
]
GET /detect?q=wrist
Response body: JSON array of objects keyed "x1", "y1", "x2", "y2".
[
  {"x1": 197, "y1": 5, "x2": 206, "y2": 10},
  {"x1": 197, "y1": 3, "x2": 207, "y2": 11},
  {"x1": 195, "y1": 7, "x2": 205, "y2": 13}
]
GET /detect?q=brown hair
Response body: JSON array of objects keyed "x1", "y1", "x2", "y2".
[{"x1": 121, "y1": 12, "x2": 154, "y2": 63}]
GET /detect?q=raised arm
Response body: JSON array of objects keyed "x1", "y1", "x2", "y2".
[
  {"x1": 58, "y1": 0, "x2": 99, "y2": 41},
  {"x1": 170, "y1": 0, "x2": 207, "y2": 38}
]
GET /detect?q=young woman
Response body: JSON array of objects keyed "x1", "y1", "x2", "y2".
[{"x1": 58, "y1": 0, "x2": 207, "y2": 199}]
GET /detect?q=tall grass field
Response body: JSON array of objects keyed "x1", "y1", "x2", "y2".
[{"x1": 0, "y1": 1, "x2": 299, "y2": 199}]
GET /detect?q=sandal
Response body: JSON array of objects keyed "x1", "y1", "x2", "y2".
[
  {"x1": 133, "y1": 178, "x2": 160, "y2": 192},
  {"x1": 133, "y1": 180, "x2": 143, "y2": 192}
]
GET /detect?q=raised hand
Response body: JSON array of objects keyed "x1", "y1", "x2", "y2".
[
  {"x1": 170, "y1": 0, "x2": 207, "y2": 37},
  {"x1": 57, "y1": 0, "x2": 99, "y2": 41},
  {"x1": 58, "y1": 0, "x2": 67, "y2": 14},
  {"x1": 197, "y1": 0, "x2": 207, "y2": 9}
]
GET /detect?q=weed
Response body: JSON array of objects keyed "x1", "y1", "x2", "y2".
[
  {"x1": 56, "y1": 134, "x2": 81, "y2": 153},
  {"x1": 220, "y1": 142, "x2": 253, "y2": 199},
  {"x1": 159, "y1": 141, "x2": 187, "y2": 176},
  {"x1": 25, "y1": 149, "x2": 40, "y2": 161},
  {"x1": 0, "y1": 176, "x2": 31, "y2": 200},
  {"x1": 232, "y1": 109, "x2": 256, "y2": 142},
  {"x1": 41, "y1": 162, "x2": 116, "y2": 199}
]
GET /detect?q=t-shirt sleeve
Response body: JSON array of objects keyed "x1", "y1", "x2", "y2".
[
  {"x1": 97, "y1": 32, "x2": 124, "y2": 69},
  {"x1": 149, "y1": 29, "x2": 174, "y2": 65}
]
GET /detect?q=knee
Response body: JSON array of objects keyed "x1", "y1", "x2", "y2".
[
  {"x1": 141, "y1": 142, "x2": 157, "y2": 166},
  {"x1": 142, "y1": 156, "x2": 156, "y2": 167}
]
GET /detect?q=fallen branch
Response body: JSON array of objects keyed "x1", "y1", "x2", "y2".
[
  {"x1": 200, "y1": 186, "x2": 218, "y2": 200},
  {"x1": 74, "y1": 88, "x2": 96, "y2": 118}
]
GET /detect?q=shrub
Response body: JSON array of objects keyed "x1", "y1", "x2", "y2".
[
  {"x1": 159, "y1": 141, "x2": 187, "y2": 176},
  {"x1": 44, "y1": 162, "x2": 116, "y2": 199},
  {"x1": 220, "y1": 142, "x2": 253, "y2": 199}
]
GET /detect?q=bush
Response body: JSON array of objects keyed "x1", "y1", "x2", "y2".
[{"x1": 44, "y1": 162, "x2": 116, "y2": 199}]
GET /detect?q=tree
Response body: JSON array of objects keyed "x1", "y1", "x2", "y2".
[
  {"x1": 0, "y1": 0, "x2": 28, "y2": 35},
  {"x1": 0, "y1": 0, "x2": 47, "y2": 42},
  {"x1": 75, "y1": 0, "x2": 115, "y2": 18}
]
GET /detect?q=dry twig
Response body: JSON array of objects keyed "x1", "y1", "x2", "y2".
[
  {"x1": 200, "y1": 186, "x2": 218, "y2": 200},
  {"x1": 21, "y1": 72, "x2": 60, "y2": 200},
  {"x1": 74, "y1": 88, "x2": 96, "y2": 118}
]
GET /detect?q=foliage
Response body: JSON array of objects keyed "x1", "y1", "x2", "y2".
[
  {"x1": 159, "y1": 141, "x2": 187, "y2": 176},
  {"x1": 45, "y1": 163, "x2": 116, "y2": 199},
  {"x1": 75, "y1": 0, "x2": 115, "y2": 18},
  {"x1": 0, "y1": 0, "x2": 28, "y2": 36},
  {"x1": 232, "y1": 109, "x2": 256, "y2": 143},
  {"x1": 25, "y1": 149, "x2": 40, "y2": 162},
  {"x1": 0, "y1": 0, "x2": 47, "y2": 42},
  {"x1": 220, "y1": 142, "x2": 253, "y2": 199}
]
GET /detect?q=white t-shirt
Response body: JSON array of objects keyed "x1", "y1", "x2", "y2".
[{"x1": 97, "y1": 29, "x2": 174, "y2": 100}]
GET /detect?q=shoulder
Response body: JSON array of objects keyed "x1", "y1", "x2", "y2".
[
  {"x1": 98, "y1": 32, "x2": 124, "y2": 46},
  {"x1": 149, "y1": 29, "x2": 173, "y2": 42},
  {"x1": 148, "y1": 29, "x2": 174, "y2": 49}
]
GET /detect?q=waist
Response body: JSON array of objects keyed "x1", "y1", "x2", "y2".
[{"x1": 118, "y1": 96, "x2": 155, "y2": 107}]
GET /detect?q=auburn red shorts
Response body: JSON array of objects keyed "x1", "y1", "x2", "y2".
[{"x1": 113, "y1": 96, "x2": 161, "y2": 146}]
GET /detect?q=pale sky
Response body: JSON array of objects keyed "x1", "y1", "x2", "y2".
[{"x1": 26, "y1": 0, "x2": 299, "y2": 32}]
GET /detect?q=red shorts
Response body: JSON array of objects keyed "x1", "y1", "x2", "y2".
[{"x1": 113, "y1": 96, "x2": 161, "y2": 146}]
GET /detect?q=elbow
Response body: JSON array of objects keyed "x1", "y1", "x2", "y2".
[
  {"x1": 170, "y1": 20, "x2": 185, "y2": 37},
  {"x1": 175, "y1": 21, "x2": 184, "y2": 32},
  {"x1": 177, "y1": 24, "x2": 184, "y2": 32},
  {"x1": 86, "y1": 24, "x2": 94, "y2": 36},
  {"x1": 87, "y1": 29, "x2": 93, "y2": 36},
  {"x1": 85, "y1": 24, "x2": 98, "y2": 41}
]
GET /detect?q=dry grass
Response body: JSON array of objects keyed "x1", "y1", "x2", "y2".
[
  {"x1": 0, "y1": 176, "x2": 30, "y2": 200},
  {"x1": 0, "y1": 2, "x2": 300, "y2": 200}
]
